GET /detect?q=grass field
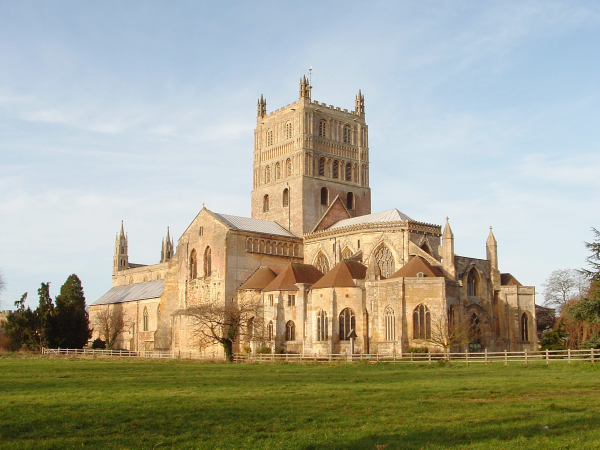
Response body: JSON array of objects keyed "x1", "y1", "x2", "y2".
[{"x1": 1, "y1": 357, "x2": 600, "y2": 450}]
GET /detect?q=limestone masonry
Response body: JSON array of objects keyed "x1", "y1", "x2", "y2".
[{"x1": 90, "y1": 77, "x2": 537, "y2": 355}]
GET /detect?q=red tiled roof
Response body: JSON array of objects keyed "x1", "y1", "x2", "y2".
[
  {"x1": 389, "y1": 256, "x2": 444, "y2": 278},
  {"x1": 238, "y1": 266, "x2": 278, "y2": 290},
  {"x1": 310, "y1": 260, "x2": 368, "y2": 289},
  {"x1": 501, "y1": 273, "x2": 522, "y2": 286},
  {"x1": 263, "y1": 263, "x2": 324, "y2": 291}
]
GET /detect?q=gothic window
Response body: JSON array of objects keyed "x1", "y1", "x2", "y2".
[
  {"x1": 320, "y1": 187, "x2": 328, "y2": 206},
  {"x1": 286, "y1": 321, "x2": 295, "y2": 341},
  {"x1": 265, "y1": 166, "x2": 271, "y2": 183},
  {"x1": 332, "y1": 160, "x2": 339, "y2": 179},
  {"x1": 142, "y1": 307, "x2": 149, "y2": 332},
  {"x1": 121, "y1": 246, "x2": 125, "y2": 254},
  {"x1": 467, "y1": 268, "x2": 478, "y2": 296},
  {"x1": 282, "y1": 188, "x2": 289, "y2": 207},
  {"x1": 469, "y1": 313, "x2": 482, "y2": 351},
  {"x1": 267, "y1": 321, "x2": 273, "y2": 341},
  {"x1": 267, "y1": 130, "x2": 273, "y2": 146},
  {"x1": 342, "y1": 247, "x2": 353, "y2": 260},
  {"x1": 268, "y1": 294, "x2": 274, "y2": 307},
  {"x1": 374, "y1": 245, "x2": 395, "y2": 279},
  {"x1": 343, "y1": 125, "x2": 351, "y2": 144},
  {"x1": 339, "y1": 308, "x2": 356, "y2": 341},
  {"x1": 412, "y1": 304, "x2": 431, "y2": 340},
  {"x1": 317, "y1": 310, "x2": 328, "y2": 341},
  {"x1": 286, "y1": 158, "x2": 292, "y2": 177},
  {"x1": 189, "y1": 249, "x2": 197, "y2": 279},
  {"x1": 204, "y1": 246, "x2": 212, "y2": 278},
  {"x1": 347, "y1": 192, "x2": 354, "y2": 210},
  {"x1": 318, "y1": 157, "x2": 325, "y2": 176},
  {"x1": 287, "y1": 294, "x2": 295, "y2": 307},
  {"x1": 318, "y1": 120, "x2": 327, "y2": 137},
  {"x1": 314, "y1": 252, "x2": 329, "y2": 274},
  {"x1": 521, "y1": 313, "x2": 529, "y2": 342},
  {"x1": 385, "y1": 307, "x2": 395, "y2": 341},
  {"x1": 285, "y1": 121, "x2": 292, "y2": 139},
  {"x1": 346, "y1": 162, "x2": 352, "y2": 181},
  {"x1": 263, "y1": 194, "x2": 269, "y2": 212}
]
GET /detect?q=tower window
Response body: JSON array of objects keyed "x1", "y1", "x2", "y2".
[
  {"x1": 282, "y1": 188, "x2": 289, "y2": 207},
  {"x1": 204, "y1": 246, "x2": 212, "y2": 278},
  {"x1": 268, "y1": 294, "x2": 274, "y2": 307},
  {"x1": 346, "y1": 162, "x2": 352, "y2": 181},
  {"x1": 286, "y1": 121, "x2": 292, "y2": 139},
  {"x1": 347, "y1": 192, "x2": 354, "y2": 210},
  {"x1": 343, "y1": 125, "x2": 351, "y2": 144},
  {"x1": 263, "y1": 194, "x2": 269, "y2": 212},
  {"x1": 267, "y1": 130, "x2": 273, "y2": 146},
  {"x1": 275, "y1": 162, "x2": 281, "y2": 180},
  {"x1": 318, "y1": 120, "x2": 327, "y2": 137},
  {"x1": 320, "y1": 187, "x2": 328, "y2": 206},
  {"x1": 286, "y1": 158, "x2": 292, "y2": 177},
  {"x1": 332, "y1": 160, "x2": 339, "y2": 179},
  {"x1": 318, "y1": 158, "x2": 325, "y2": 176},
  {"x1": 265, "y1": 166, "x2": 271, "y2": 183}
]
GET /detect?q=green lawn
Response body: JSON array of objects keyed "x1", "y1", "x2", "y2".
[{"x1": 1, "y1": 357, "x2": 600, "y2": 449}]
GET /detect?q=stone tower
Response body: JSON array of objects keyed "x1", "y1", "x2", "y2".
[
  {"x1": 160, "y1": 227, "x2": 174, "y2": 263},
  {"x1": 113, "y1": 221, "x2": 129, "y2": 275},
  {"x1": 251, "y1": 76, "x2": 371, "y2": 236}
]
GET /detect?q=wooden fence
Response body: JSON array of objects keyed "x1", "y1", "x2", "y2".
[{"x1": 41, "y1": 347, "x2": 598, "y2": 365}]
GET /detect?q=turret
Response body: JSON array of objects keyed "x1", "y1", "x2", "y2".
[
  {"x1": 355, "y1": 89, "x2": 365, "y2": 115},
  {"x1": 257, "y1": 94, "x2": 267, "y2": 118},
  {"x1": 160, "y1": 227, "x2": 174, "y2": 263},
  {"x1": 299, "y1": 75, "x2": 311, "y2": 100},
  {"x1": 442, "y1": 217, "x2": 456, "y2": 279},
  {"x1": 487, "y1": 227, "x2": 500, "y2": 287},
  {"x1": 113, "y1": 221, "x2": 129, "y2": 275}
]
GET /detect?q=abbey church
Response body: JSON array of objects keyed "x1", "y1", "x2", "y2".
[{"x1": 90, "y1": 77, "x2": 538, "y2": 355}]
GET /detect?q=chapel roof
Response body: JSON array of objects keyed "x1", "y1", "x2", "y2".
[
  {"x1": 214, "y1": 213, "x2": 297, "y2": 238},
  {"x1": 263, "y1": 263, "x2": 324, "y2": 291},
  {"x1": 501, "y1": 273, "x2": 522, "y2": 286},
  {"x1": 310, "y1": 260, "x2": 368, "y2": 289},
  {"x1": 92, "y1": 280, "x2": 164, "y2": 306},
  {"x1": 238, "y1": 266, "x2": 278, "y2": 290},
  {"x1": 326, "y1": 208, "x2": 414, "y2": 231},
  {"x1": 389, "y1": 256, "x2": 444, "y2": 278}
]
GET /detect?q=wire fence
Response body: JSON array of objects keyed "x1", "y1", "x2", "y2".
[{"x1": 40, "y1": 347, "x2": 599, "y2": 365}]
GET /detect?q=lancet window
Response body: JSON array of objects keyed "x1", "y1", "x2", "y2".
[
  {"x1": 339, "y1": 308, "x2": 356, "y2": 341},
  {"x1": 317, "y1": 310, "x2": 328, "y2": 341},
  {"x1": 412, "y1": 304, "x2": 431, "y2": 340}
]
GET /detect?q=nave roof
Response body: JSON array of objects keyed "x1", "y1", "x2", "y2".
[
  {"x1": 214, "y1": 213, "x2": 297, "y2": 238},
  {"x1": 92, "y1": 280, "x2": 164, "y2": 306}
]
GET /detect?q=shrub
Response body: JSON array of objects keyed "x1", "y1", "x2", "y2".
[
  {"x1": 91, "y1": 338, "x2": 106, "y2": 349},
  {"x1": 256, "y1": 346, "x2": 271, "y2": 354},
  {"x1": 406, "y1": 347, "x2": 429, "y2": 353}
]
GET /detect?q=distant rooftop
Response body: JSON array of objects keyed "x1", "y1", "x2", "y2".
[
  {"x1": 92, "y1": 280, "x2": 164, "y2": 306},
  {"x1": 215, "y1": 213, "x2": 297, "y2": 238},
  {"x1": 327, "y1": 209, "x2": 414, "y2": 231}
]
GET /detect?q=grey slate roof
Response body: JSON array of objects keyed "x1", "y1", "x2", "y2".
[
  {"x1": 92, "y1": 280, "x2": 164, "y2": 306},
  {"x1": 327, "y1": 208, "x2": 414, "y2": 230},
  {"x1": 215, "y1": 213, "x2": 297, "y2": 237}
]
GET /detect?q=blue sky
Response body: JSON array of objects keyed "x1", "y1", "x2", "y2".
[{"x1": 1, "y1": 1, "x2": 599, "y2": 308}]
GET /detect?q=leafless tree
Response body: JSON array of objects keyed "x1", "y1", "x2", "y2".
[
  {"x1": 426, "y1": 310, "x2": 472, "y2": 357},
  {"x1": 183, "y1": 296, "x2": 264, "y2": 361},
  {"x1": 0, "y1": 269, "x2": 6, "y2": 308},
  {"x1": 543, "y1": 269, "x2": 589, "y2": 311},
  {"x1": 91, "y1": 305, "x2": 130, "y2": 350}
]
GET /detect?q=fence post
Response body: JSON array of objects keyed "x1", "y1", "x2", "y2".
[
  {"x1": 428, "y1": 352, "x2": 432, "y2": 365},
  {"x1": 504, "y1": 350, "x2": 508, "y2": 366},
  {"x1": 410, "y1": 352, "x2": 414, "y2": 364},
  {"x1": 466, "y1": 350, "x2": 469, "y2": 366},
  {"x1": 592, "y1": 348, "x2": 595, "y2": 363},
  {"x1": 546, "y1": 348, "x2": 549, "y2": 365},
  {"x1": 525, "y1": 349, "x2": 528, "y2": 365},
  {"x1": 485, "y1": 349, "x2": 488, "y2": 365},
  {"x1": 568, "y1": 348, "x2": 571, "y2": 364}
]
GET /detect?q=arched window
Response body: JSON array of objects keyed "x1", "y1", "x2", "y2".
[
  {"x1": 320, "y1": 187, "x2": 328, "y2": 205},
  {"x1": 342, "y1": 247, "x2": 353, "y2": 260},
  {"x1": 469, "y1": 313, "x2": 482, "y2": 351},
  {"x1": 318, "y1": 157, "x2": 325, "y2": 176},
  {"x1": 346, "y1": 162, "x2": 352, "y2": 181},
  {"x1": 385, "y1": 307, "x2": 395, "y2": 341},
  {"x1": 189, "y1": 250, "x2": 197, "y2": 279},
  {"x1": 275, "y1": 162, "x2": 281, "y2": 180},
  {"x1": 265, "y1": 166, "x2": 271, "y2": 183},
  {"x1": 317, "y1": 310, "x2": 328, "y2": 341},
  {"x1": 315, "y1": 252, "x2": 330, "y2": 274},
  {"x1": 339, "y1": 308, "x2": 356, "y2": 341},
  {"x1": 521, "y1": 313, "x2": 529, "y2": 342},
  {"x1": 204, "y1": 246, "x2": 212, "y2": 277},
  {"x1": 282, "y1": 188, "x2": 289, "y2": 207},
  {"x1": 286, "y1": 321, "x2": 295, "y2": 341},
  {"x1": 318, "y1": 120, "x2": 327, "y2": 137},
  {"x1": 374, "y1": 245, "x2": 395, "y2": 279},
  {"x1": 263, "y1": 194, "x2": 269, "y2": 212},
  {"x1": 467, "y1": 268, "x2": 478, "y2": 296},
  {"x1": 142, "y1": 307, "x2": 149, "y2": 332},
  {"x1": 347, "y1": 192, "x2": 354, "y2": 210},
  {"x1": 267, "y1": 321, "x2": 273, "y2": 341},
  {"x1": 286, "y1": 158, "x2": 292, "y2": 177},
  {"x1": 267, "y1": 130, "x2": 273, "y2": 146},
  {"x1": 285, "y1": 121, "x2": 292, "y2": 139},
  {"x1": 332, "y1": 160, "x2": 339, "y2": 179},
  {"x1": 412, "y1": 304, "x2": 431, "y2": 340},
  {"x1": 343, "y1": 125, "x2": 351, "y2": 144}
]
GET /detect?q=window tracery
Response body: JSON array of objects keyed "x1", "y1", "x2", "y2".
[{"x1": 374, "y1": 245, "x2": 394, "y2": 279}]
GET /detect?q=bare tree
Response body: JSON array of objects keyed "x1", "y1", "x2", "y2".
[
  {"x1": 426, "y1": 310, "x2": 472, "y2": 358},
  {"x1": 0, "y1": 269, "x2": 6, "y2": 308},
  {"x1": 91, "y1": 305, "x2": 130, "y2": 350},
  {"x1": 543, "y1": 269, "x2": 589, "y2": 311},
  {"x1": 184, "y1": 296, "x2": 264, "y2": 361}
]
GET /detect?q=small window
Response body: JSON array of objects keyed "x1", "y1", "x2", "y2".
[
  {"x1": 320, "y1": 187, "x2": 328, "y2": 206},
  {"x1": 467, "y1": 268, "x2": 478, "y2": 296},
  {"x1": 267, "y1": 130, "x2": 273, "y2": 146},
  {"x1": 346, "y1": 162, "x2": 352, "y2": 181},
  {"x1": 343, "y1": 125, "x2": 351, "y2": 144},
  {"x1": 198, "y1": 226, "x2": 203, "y2": 236},
  {"x1": 263, "y1": 194, "x2": 269, "y2": 212},
  {"x1": 417, "y1": 272, "x2": 424, "y2": 278},
  {"x1": 265, "y1": 166, "x2": 271, "y2": 183},
  {"x1": 286, "y1": 158, "x2": 292, "y2": 177},
  {"x1": 385, "y1": 307, "x2": 395, "y2": 341},
  {"x1": 268, "y1": 294, "x2": 274, "y2": 307},
  {"x1": 189, "y1": 250, "x2": 198, "y2": 279},
  {"x1": 318, "y1": 120, "x2": 327, "y2": 137},
  {"x1": 286, "y1": 321, "x2": 295, "y2": 341},
  {"x1": 142, "y1": 307, "x2": 149, "y2": 332},
  {"x1": 357, "y1": 239, "x2": 360, "y2": 249},
  {"x1": 282, "y1": 188, "x2": 289, "y2": 207},
  {"x1": 285, "y1": 121, "x2": 292, "y2": 139},
  {"x1": 267, "y1": 321, "x2": 273, "y2": 341},
  {"x1": 318, "y1": 157, "x2": 325, "y2": 176},
  {"x1": 287, "y1": 294, "x2": 296, "y2": 307},
  {"x1": 275, "y1": 162, "x2": 281, "y2": 180},
  {"x1": 346, "y1": 192, "x2": 354, "y2": 210},
  {"x1": 521, "y1": 313, "x2": 529, "y2": 342},
  {"x1": 332, "y1": 160, "x2": 339, "y2": 179}
]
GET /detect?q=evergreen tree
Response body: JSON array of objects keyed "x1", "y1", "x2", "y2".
[
  {"x1": 53, "y1": 274, "x2": 91, "y2": 348},
  {"x1": 4, "y1": 293, "x2": 37, "y2": 350},
  {"x1": 34, "y1": 282, "x2": 55, "y2": 349}
]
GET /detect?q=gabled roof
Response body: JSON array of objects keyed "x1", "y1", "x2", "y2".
[
  {"x1": 214, "y1": 213, "x2": 297, "y2": 238},
  {"x1": 326, "y1": 208, "x2": 414, "y2": 231},
  {"x1": 501, "y1": 273, "x2": 522, "y2": 286},
  {"x1": 263, "y1": 263, "x2": 324, "y2": 291},
  {"x1": 389, "y1": 256, "x2": 444, "y2": 278},
  {"x1": 238, "y1": 266, "x2": 278, "y2": 290},
  {"x1": 310, "y1": 260, "x2": 368, "y2": 289},
  {"x1": 92, "y1": 280, "x2": 164, "y2": 305},
  {"x1": 311, "y1": 195, "x2": 351, "y2": 233}
]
